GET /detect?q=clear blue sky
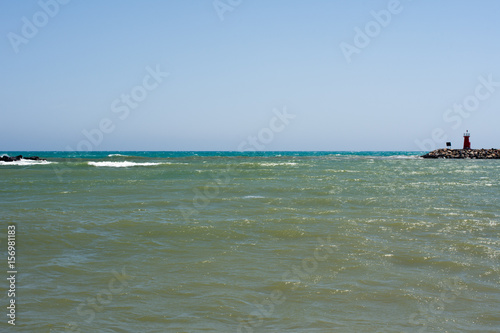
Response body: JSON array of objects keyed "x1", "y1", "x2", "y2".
[{"x1": 1, "y1": 0, "x2": 499, "y2": 151}]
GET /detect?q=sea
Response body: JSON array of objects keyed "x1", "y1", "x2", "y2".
[{"x1": 1, "y1": 151, "x2": 499, "y2": 332}]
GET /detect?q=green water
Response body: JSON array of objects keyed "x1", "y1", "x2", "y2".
[{"x1": 0, "y1": 152, "x2": 499, "y2": 332}]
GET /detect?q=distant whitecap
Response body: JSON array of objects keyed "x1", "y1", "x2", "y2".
[
  {"x1": 0, "y1": 159, "x2": 54, "y2": 166},
  {"x1": 260, "y1": 162, "x2": 298, "y2": 166},
  {"x1": 88, "y1": 161, "x2": 161, "y2": 167}
]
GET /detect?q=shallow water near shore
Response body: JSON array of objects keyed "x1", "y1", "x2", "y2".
[{"x1": 1, "y1": 151, "x2": 499, "y2": 332}]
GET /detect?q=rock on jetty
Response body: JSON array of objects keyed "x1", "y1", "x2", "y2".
[
  {"x1": 421, "y1": 148, "x2": 500, "y2": 159},
  {"x1": 0, "y1": 155, "x2": 45, "y2": 162}
]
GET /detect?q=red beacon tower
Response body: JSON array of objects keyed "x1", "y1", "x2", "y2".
[{"x1": 463, "y1": 130, "x2": 471, "y2": 149}]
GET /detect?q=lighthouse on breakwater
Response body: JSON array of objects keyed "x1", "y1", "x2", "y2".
[
  {"x1": 463, "y1": 130, "x2": 471, "y2": 149},
  {"x1": 422, "y1": 129, "x2": 500, "y2": 158}
]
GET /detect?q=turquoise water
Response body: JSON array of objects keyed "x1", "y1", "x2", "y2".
[{"x1": 1, "y1": 152, "x2": 499, "y2": 332}]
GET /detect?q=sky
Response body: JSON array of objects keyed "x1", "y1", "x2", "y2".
[{"x1": 1, "y1": 0, "x2": 500, "y2": 151}]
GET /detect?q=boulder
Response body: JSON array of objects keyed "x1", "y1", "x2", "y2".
[{"x1": 0, "y1": 155, "x2": 45, "y2": 162}]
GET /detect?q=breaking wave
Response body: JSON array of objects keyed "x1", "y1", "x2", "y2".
[
  {"x1": 0, "y1": 159, "x2": 54, "y2": 166},
  {"x1": 88, "y1": 161, "x2": 164, "y2": 167}
]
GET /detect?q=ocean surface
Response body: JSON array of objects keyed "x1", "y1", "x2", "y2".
[{"x1": 1, "y1": 151, "x2": 499, "y2": 332}]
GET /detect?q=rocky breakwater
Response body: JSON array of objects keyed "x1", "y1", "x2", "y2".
[
  {"x1": 421, "y1": 148, "x2": 500, "y2": 159},
  {"x1": 1, "y1": 155, "x2": 46, "y2": 162}
]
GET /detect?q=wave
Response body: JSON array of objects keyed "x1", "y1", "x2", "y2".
[
  {"x1": 240, "y1": 162, "x2": 298, "y2": 167},
  {"x1": 260, "y1": 162, "x2": 298, "y2": 166},
  {"x1": 388, "y1": 155, "x2": 422, "y2": 159},
  {"x1": 0, "y1": 159, "x2": 54, "y2": 166},
  {"x1": 107, "y1": 154, "x2": 128, "y2": 157},
  {"x1": 88, "y1": 161, "x2": 164, "y2": 168}
]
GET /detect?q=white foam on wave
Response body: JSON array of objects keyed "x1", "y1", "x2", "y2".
[
  {"x1": 107, "y1": 154, "x2": 128, "y2": 157},
  {"x1": 243, "y1": 195, "x2": 265, "y2": 199},
  {"x1": 387, "y1": 155, "x2": 421, "y2": 159},
  {"x1": 88, "y1": 161, "x2": 163, "y2": 167},
  {"x1": 0, "y1": 159, "x2": 54, "y2": 166},
  {"x1": 260, "y1": 162, "x2": 298, "y2": 166}
]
